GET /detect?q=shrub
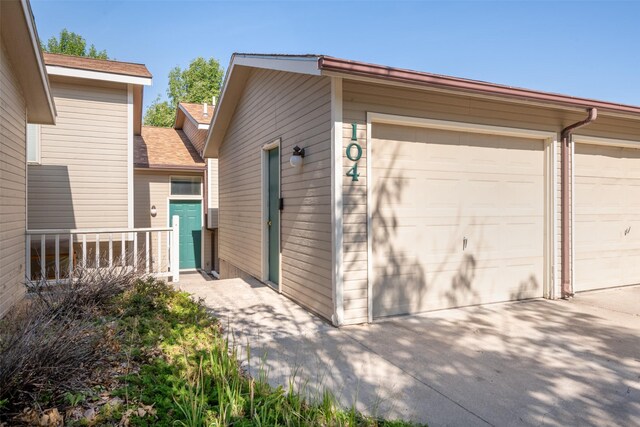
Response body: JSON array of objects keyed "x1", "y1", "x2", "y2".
[{"x1": 0, "y1": 265, "x2": 139, "y2": 413}]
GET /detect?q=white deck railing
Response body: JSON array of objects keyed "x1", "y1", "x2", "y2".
[{"x1": 26, "y1": 216, "x2": 180, "y2": 283}]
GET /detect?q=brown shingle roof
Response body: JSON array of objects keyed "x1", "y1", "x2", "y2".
[
  {"x1": 43, "y1": 52, "x2": 152, "y2": 78},
  {"x1": 179, "y1": 102, "x2": 214, "y2": 125},
  {"x1": 135, "y1": 127, "x2": 204, "y2": 170}
]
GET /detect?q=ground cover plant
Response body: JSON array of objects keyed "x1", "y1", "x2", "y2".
[{"x1": 0, "y1": 271, "x2": 425, "y2": 426}]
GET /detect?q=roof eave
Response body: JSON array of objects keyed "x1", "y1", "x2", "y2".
[
  {"x1": 203, "y1": 53, "x2": 322, "y2": 158},
  {"x1": 175, "y1": 103, "x2": 211, "y2": 129},
  {"x1": 318, "y1": 56, "x2": 640, "y2": 118},
  {"x1": 1, "y1": 0, "x2": 56, "y2": 124},
  {"x1": 135, "y1": 164, "x2": 205, "y2": 172},
  {"x1": 45, "y1": 65, "x2": 153, "y2": 86}
]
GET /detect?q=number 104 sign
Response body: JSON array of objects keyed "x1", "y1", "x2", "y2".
[{"x1": 346, "y1": 123, "x2": 362, "y2": 181}]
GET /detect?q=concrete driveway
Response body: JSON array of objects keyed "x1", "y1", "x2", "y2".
[{"x1": 178, "y1": 273, "x2": 640, "y2": 426}]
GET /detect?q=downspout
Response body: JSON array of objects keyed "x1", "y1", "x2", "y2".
[{"x1": 561, "y1": 108, "x2": 597, "y2": 297}]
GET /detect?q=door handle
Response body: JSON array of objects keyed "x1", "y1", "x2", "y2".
[
  {"x1": 267, "y1": 220, "x2": 272, "y2": 227},
  {"x1": 463, "y1": 236, "x2": 468, "y2": 251}
]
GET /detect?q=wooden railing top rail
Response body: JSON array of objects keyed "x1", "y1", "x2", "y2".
[{"x1": 26, "y1": 227, "x2": 173, "y2": 235}]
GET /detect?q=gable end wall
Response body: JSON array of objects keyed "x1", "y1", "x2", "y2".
[{"x1": 218, "y1": 68, "x2": 333, "y2": 320}]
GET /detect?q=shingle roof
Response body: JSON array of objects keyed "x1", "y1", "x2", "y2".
[
  {"x1": 43, "y1": 52, "x2": 152, "y2": 78},
  {"x1": 179, "y1": 102, "x2": 214, "y2": 125},
  {"x1": 135, "y1": 127, "x2": 204, "y2": 170}
]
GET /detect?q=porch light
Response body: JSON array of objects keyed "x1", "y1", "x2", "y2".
[
  {"x1": 150, "y1": 205, "x2": 157, "y2": 217},
  {"x1": 290, "y1": 146, "x2": 305, "y2": 168}
]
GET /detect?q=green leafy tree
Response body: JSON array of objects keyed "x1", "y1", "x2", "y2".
[
  {"x1": 42, "y1": 28, "x2": 108, "y2": 59},
  {"x1": 144, "y1": 57, "x2": 224, "y2": 127},
  {"x1": 143, "y1": 96, "x2": 175, "y2": 128}
]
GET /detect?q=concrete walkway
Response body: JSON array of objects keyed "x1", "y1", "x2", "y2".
[{"x1": 178, "y1": 272, "x2": 640, "y2": 426}]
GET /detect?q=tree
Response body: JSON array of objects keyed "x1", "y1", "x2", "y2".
[
  {"x1": 144, "y1": 57, "x2": 224, "y2": 127},
  {"x1": 42, "y1": 28, "x2": 108, "y2": 59},
  {"x1": 143, "y1": 96, "x2": 175, "y2": 128}
]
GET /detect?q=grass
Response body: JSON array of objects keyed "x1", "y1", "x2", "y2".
[{"x1": 1, "y1": 277, "x2": 426, "y2": 426}]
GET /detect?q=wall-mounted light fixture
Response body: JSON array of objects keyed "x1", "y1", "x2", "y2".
[
  {"x1": 290, "y1": 146, "x2": 305, "y2": 168},
  {"x1": 150, "y1": 205, "x2": 157, "y2": 217}
]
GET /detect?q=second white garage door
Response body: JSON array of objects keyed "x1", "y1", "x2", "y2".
[
  {"x1": 574, "y1": 143, "x2": 640, "y2": 292},
  {"x1": 371, "y1": 123, "x2": 546, "y2": 318}
]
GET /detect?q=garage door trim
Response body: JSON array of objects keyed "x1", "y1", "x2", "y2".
[
  {"x1": 571, "y1": 134, "x2": 640, "y2": 294},
  {"x1": 366, "y1": 112, "x2": 558, "y2": 322}
]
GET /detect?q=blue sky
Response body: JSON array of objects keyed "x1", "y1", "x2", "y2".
[{"x1": 31, "y1": 1, "x2": 640, "y2": 112}]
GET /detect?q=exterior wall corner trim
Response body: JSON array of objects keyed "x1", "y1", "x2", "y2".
[{"x1": 331, "y1": 77, "x2": 344, "y2": 326}]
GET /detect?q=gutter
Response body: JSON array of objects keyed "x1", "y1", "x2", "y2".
[
  {"x1": 134, "y1": 164, "x2": 206, "y2": 172},
  {"x1": 560, "y1": 108, "x2": 597, "y2": 297}
]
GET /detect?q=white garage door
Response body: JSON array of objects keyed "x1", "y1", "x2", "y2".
[
  {"x1": 371, "y1": 124, "x2": 545, "y2": 318},
  {"x1": 574, "y1": 143, "x2": 640, "y2": 292}
]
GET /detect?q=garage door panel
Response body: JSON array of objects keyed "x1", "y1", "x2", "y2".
[
  {"x1": 574, "y1": 143, "x2": 640, "y2": 292},
  {"x1": 373, "y1": 260, "x2": 542, "y2": 317},
  {"x1": 372, "y1": 123, "x2": 545, "y2": 318},
  {"x1": 374, "y1": 224, "x2": 465, "y2": 261}
]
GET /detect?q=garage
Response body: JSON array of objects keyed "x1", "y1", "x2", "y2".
[
  {"x1": 370, "y1": 120, "x2": 551, "y2": 318},
  {"x1": 573, "y1": 140, "x2": 640, "y2": 292}
]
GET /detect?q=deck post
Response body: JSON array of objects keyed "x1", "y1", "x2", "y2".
[
  {"x1": 171, "y1": 215, "x2": 180, "y2": 282},
  {"x1": 25, "y1": 235, "x2": 31, "y2": 282}
]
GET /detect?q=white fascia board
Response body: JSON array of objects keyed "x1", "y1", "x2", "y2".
[
  {"x1": 233, "y1": 55, "x2": 321, "y2": 76},
  {"x1": 22, "y1": 0, "x2": 56, "y2": 122},
  {"x1": 203, "y1": 60, "x2": 236, "y2": 158},
  {"x1": 46, "y1": 65, "x2": 152, "y2": 86},
  {"x1": 177, "y1": 103, "x2": 211, "y2": 130},
  {"x1": 203, "y1": 55, "x2": 320, "y2": 158}
]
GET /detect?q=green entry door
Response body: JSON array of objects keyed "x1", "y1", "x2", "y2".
[
  {"x1": 267, "y1": 147, "x2": 280, "y2": 284},
  {"x1": 170, "y1": 200, "x2": 202, "y2": 269}
]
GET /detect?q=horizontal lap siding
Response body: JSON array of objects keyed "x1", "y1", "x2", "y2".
[
  {"x1": 341, "y1": 80, "x2": 570, "y2": 324},
  {"x1": 182, "y1": 119, "x2": 207, "y2": 154},
  {"x1": 342, "y1": 80, "x2": 640, "y2": 322},
  {"x1": 0, "y1": 43, "x2": 27, "y2": 317},
  {"x1": 28, "y1": 81, "x2": 128, "y2": 229},
  {"x1": 219, "y1": 69, "x2": 333, "y2": 320}
]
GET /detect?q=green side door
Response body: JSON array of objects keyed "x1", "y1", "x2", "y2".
[
  {"x1": 169, "y1": 200, "x2": 202, "y2": 269},
  {"x1": 268, "y1": 147, "x2": 280, "y2": 284}
]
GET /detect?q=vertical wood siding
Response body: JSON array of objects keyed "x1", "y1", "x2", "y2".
[
  {"x1": 27, "y1": 80, "x2": 129, "y2": 229},
  {"x1": 0, "y1": 43, "x2": 27, "y2": 317},
  {"x1": 218, "y1": 69, "x2": 333, "y2": 320}
]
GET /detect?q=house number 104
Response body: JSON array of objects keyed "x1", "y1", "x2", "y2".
[{"x1": 346, "y1": 123, "x2": 362, "y2": 181}]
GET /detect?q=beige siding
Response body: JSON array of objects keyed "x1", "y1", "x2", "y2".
[
  {"x1": 340, "y1": 80, "x2": 640, "y2": 323},
  {"x1": 28, "y1": 79, "x2": 129, "y2": 229},
  {"x1": 182, "y1": 118, "x2": 207, "y2": 155},
  {"x1": 134, "y1": 170, "x2": 212, "y2": 272},
  {"x1": 208, "y1": 158, "x2": 219, "y2": 227},
  {"x1": 0, "y1": 42, "x2": 27, "y2": 317},
  {"x1": 218, "y1": 69, "x2": 333, "y2": 320}
]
